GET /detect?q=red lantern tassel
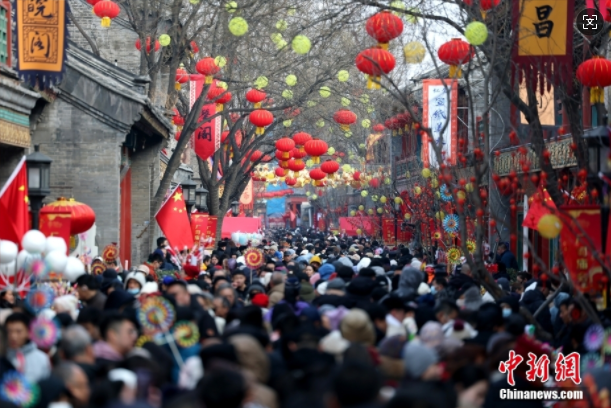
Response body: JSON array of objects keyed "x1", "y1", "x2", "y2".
[{"x1": 256, "y1": 127, "x2": 265, "y2": 135}]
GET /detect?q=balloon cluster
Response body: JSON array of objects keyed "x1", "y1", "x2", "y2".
[{"x1": 231, "y1": 232, "x2": 263, "y2": 246}]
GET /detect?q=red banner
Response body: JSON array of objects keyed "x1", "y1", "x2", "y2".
[
  {"x1": 559, "y1": 205, "x2": 603, "y2": 292},
  {"x1": 190, "y1": 213, "x2": 209, "y2": 245},
  {"x1": 194, "y1": 103, "x2": 222, "y2": 161},
  {"x1": 206, "y1": 216, "x2": 218, "y2": 249},
  {"x1": 382, "y1": 218, "x2": 395, "y2": 244},
  {"x1": 39, "y1": 211, "x2": 72, "y2": 254}
]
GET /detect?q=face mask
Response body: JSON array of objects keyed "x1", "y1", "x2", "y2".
[
  {"x1": 127, "y1": 288, "x2": 140, "y2": 295},
  {"x1": 502, "y1": 308, "x2": 512, "y2": 318},
  {"x1": 430, "y1": 286, "x2": 437, "y2": 295}
]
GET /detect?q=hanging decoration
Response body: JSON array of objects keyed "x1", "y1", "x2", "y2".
[
  {"x1": 93, "y1": 0, "x2": 120, "y2": 27},
  {"x1": 576, "y1": 56, "x2": 611, "y2": 104},
  {"x1": 333, "y1": 109, "x2": 357, "y2": 131},
  {"x1": 292, "y1": 35, "x2": 312, "y2": 54},
  {"x1": 275, "y1": 138, "x2": 296, "y2": 159},
  {"x1": 246, "y1": 89, "x2": 267, "y2": 108},
  {"x1": 229, "y1": 17, "x2": 249, "y2": 36},
  {"x1": 442, "y1": 214, "x2": 459, "y2": 234},
  {"x1": 304, "y1": 139, "x2": 328, "y2": 164},
  {"x1": 196, "y1": 57, "x2": 220, "y2": 84},
  {"x1": 464, "y1": 22, "x2": 488, "y2": 46},
  {"x1": 249, "y1": 109, "x2": 274, "y2": 134},
  {"x1": 158, "y1": 34, "x2": 171, "y2": 46},
  {"x1": 355, "y1": 47, "x2": 396, "y2": 89},
  {"x1": 437, "y1": 38, "x2": 473, "y2": 78},
  {"x1": 365, "y1": 11, "x2": 404, "y2": 50},
  {"x1": 14, "y1": 0, "x2": 69, "y2": 88},
  {"x1": 403, "y1": 41, "x2": 426, "y2": 63},
  {"x1": 320, "y1": 160, "x2": 340, "y2": 180},
  {"x1": 135, "y1": 37, "x2": 160, "y2": 54},
  {"x1": 337, "y1": 70, "x2": 350, "y2": 82},
  {"x1": 175, "y1": 66, "x2": 189, "y2": 90},
  {"x1": 511, "y1": 0, "x2": 574, "y2": 95},
  {"x1": 41, "y1": 198, "x2": 95, "y2": 235},
  {"x1": 292, "y1": 132, "x2": 312, "y2": 154},
  {"x1": 309, "y1": 168, "x2": 327, "y2": 187},
  {"x1": 447, "y1": 247, "x2": 462, "y2": 264},
  {"x1": 462, "y1": 0, "x2": 501, "y2": 18}
]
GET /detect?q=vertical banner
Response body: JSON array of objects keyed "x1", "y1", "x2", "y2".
[
  {"x1": 422, "y1": 79, "x2": 458, "y2": 168},
  {"x1": 512, "y1": 0, "x2": 574, "y2": 93},
  {"x1": 193, "y1": 104, "x2": 221, "y2": 161},
  {"x1": 15, "y1": 0, "x2": 68, "y2": 88},
  {"x1": 559, "y1": 206, "x2": 603, "y2": 292},
  {"x1": 205, "y1": 216, "x2": 218, "y2": 249},
  {"x1": 382, "y1": 218, "x2": 395, "y2": 244},
  {"x1": 39, "y1": 210, "x2": 72, "y2": 254},
  {"x1": 240, "y1": 179, "x2": 254, "y2": 210},
  {"x1": 190, "y1": 213, "x2": 209, "y2": 244}
]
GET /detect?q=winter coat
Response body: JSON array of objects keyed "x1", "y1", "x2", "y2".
[
  {"x1": 268, "y1": 283, "x2": 285, "y2": 308},
  {"x1": 7, "y1": 342, "x2": 51, "y2": 383},
  {"x1": 396, "y1": 267, "x2": 424, "y2": 299},
  {"x1": 496, "y1": 250, "x2": 519, "y2": 270},
  {"x1": 520, "y1": 289, "x2": 553, "y2": 335}
]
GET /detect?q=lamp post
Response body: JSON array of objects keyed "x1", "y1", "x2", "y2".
[
  {"x1": 231, "y1": 200, "x2": 240, "y2": 216},
  {"x1": 181, "y1": 176, "x2": 197, "y2": 218},
  {"x1": 583, "y1": 121, "x2": 611, "y2": 308},
  {"x1": 26, "y1": 145, "x2": 52, "y2": 230},
  {"x1": 195, "y1": 186, "x2": 209, "y2": 213}
]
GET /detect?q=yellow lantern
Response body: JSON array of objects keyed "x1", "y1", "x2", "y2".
[
  {"x1": 358, "y1": 205, "x2": 364, "y2": 211},
  {"x1": 380, "y1": 196, "x2": 387, "y2": 204},
  {"x1": 159, "y1": 34, "x2": 171, "y2": 46},
  {"x1": 316, "y1": 119, "x2": 325, "y2": 128},
  {"x1": 414, "y1": 186, "x2": 422, "y2": 195},
  {"x1": 435, "y1": 211, "x2": 445, "y2": 220},
  {"x1": 283, "y1": 120, "x2": 292, "y2": 127},
  {"x1": 215, "y1": 56, "x2": 227, "y2": 68},
  {"x1": 319, "y1": 86, "x2": 331, "y2": 98},
  {"x1": 537, "y1": 214, "x2": 562, "y2": 239},
  {"x1": 465, "y1": 182, "x2": 474, "y2": 192},
  {"x1": 465, "y1": 21, "x2": 488, "y2": 46},
  {"x1": 394, "y1": 197, "x2": 402, "y2": 204},
  {"x1": 228, "y1": 17, "x2": 248, "y2": 36},
  {"x1": 276, "y1": 39, "x2": 288, "y2": 50},
  {"x1": 341, "y1": 97, "x2": 351, "y2": 107},
  {"x1": 254, "y1": 76, "x2": 268, "y2": 89},
  {"x1": 384, "y1": 177, "x2": 391, "y2": 185},
  {"x1": 356, "y1": 228, "x2": 363, "y2": 235},
  {"x1": 368, "y1": 209, "x2": 374, "y2": 215},
  {"x1": 285, "y1": 74, "x2": 297, "y2": 86},
  {"x1": 282, "y1": 90, "x2": 293, "y2": 99},
  {"x1": 361, "y1": 190, "x2": 368, "y2": 197},
  {"x1": 307, "y1": 100, "x2": 317, "y2": 108},
  {"x1": 404, "y1": 213, "x2": 411, "y2": 220},
  {"x1": 457, "y1": 190, "x2": 466, "y2": 200},
  {"x1": 422, "y1": 168, "x2": 431, "y2": 178},
  {"x1": 225, "y1": 1, "x2": 238, "y2": 13},
  {"x1": 377, "y1": 208, "x2": 383, "y2": 214},
  {"x1": 337, "y1": 70, "x2": 350, "y2": 82},
  {"x1": 276, "y1": 20, "x2": 288, "y2": 31},
  {"x1": 344, "y1": 131, "x2": 352, "y2": 138},
  {"x1": 306, "y1": 191, "x2": 311, "y2": 196},
  {"x1": 311, "y1": 194, "x2": 318, "y2": 200},
  {"x1": 271, "y1": 33, "x2": 283, "y2": 44},
  {"x1": 361, "y1": 119, "x2": 371, "y2": 128},
  {"x1": 403, "y1": 41, "x2": 426, "y2": 64},
  {"x1": 328, "y1": 147, "x2": 335, "y2": 155},
  {"x1": 292, "y1": 35, "x2": 311, "y2": 54},
  {"x1": 431, "y1": 178, "x2": 439, "y2": 188}
]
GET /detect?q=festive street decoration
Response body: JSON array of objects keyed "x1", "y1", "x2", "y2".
[
  {"x1": 403, "y1": 41, "x2": 426, "y2": 63},
  {"x1": 246, "y1": 89, "x2": 267, "y2": 108},
  {"x1": 139, "y1": 296, "x2": 176, "y2": 334},
  {"x1": 465, "y1": 22, "x2": 488, "y2": 46},
  {"x1": 576, "y1": 56, "x2": 611, "y2": 104},
  {"x1": 249, "y1": 109, "x2": 274, "y2": 135},
  {"x1": 93, "y1": 0, "x2": 120, "y2": 27},
  {"x1": 333, "y1": 109, "x2": 357, "y2": 131},
  {"x1": 41, "y1": 198, "x2": 95, "y2": 235},
  {"x1": 175, "y1": 66, "x2": 189, "y2": 90},
  {"x1": 173, "y1": 321, "x2": 200, "y2": 348},
  {"x1": 438, "y1": 38, "x2": 472, "y2": 78},
  {"x1": 196, "y1": 57, "x2": 220, "y2": 84},
  {"x1": 135, "y1": 37, "x2": 160, "y2": 54},
  {"x1": 365, "y1": 11, "x2": 404, "y2": 50},
  {"x1": 244, "y1": 247, "x2": 264, "y2": 269},
  {"x1": 356, "y1": 47, "x2": 396, "y2": 89},
  {"x1": 304, "y1": 139, "x2": 328, "y2": 164}
]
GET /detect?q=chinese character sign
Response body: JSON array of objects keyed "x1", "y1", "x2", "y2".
[
  {"x1": 193, "y1": 103, "x2": 221, "y2": 161},
  {"x1": 512, "y1": 0, "x2": 574, "y2": 93},
  {"x1": 422, "y1": 79, "x2": 458, "y2": 168},
  {"x1": 15, "y1": 0, "x2": 68, "y2": 88}
]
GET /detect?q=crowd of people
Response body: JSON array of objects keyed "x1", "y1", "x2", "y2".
[{"x1": 0, "y1": 228, "x2": 609, "y2": 408}]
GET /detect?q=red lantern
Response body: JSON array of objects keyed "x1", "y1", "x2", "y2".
[
  {"x1": 373, "y1": 124, "x2": 385, "y2": 133},
  {"x1": 333, "y1": 109, "x2": 358, "y2": 131},
  {"x1": 249, "y1": 109, "x2": 274, "y2": 135},
  {"x1": 190, "y1": 41, "x2": 200, "y2": 55},
  {"x1": 135, "y1": 37, "x2": 160, "y2": 54},
  {"x1": 172, "y1": 108, "x2": 184, "y2": 128},
  {"x1": 320, "y1": 160, "x2": 340, "y2": 179},
  {"x1": 285, "y1": 177, "x2": 297, "y2": 186},
  {"x1": 275, "y1": 137, "x2": 296, "y2": 159},
  {"x1": 275, "y1": 150, "x2": 294, "y2": 169},
  {"x1": 292, "y1": 132, "x2": 312, "y2": 153},
  {"x1": 292, "y1": 147, "x2": 307, "y2": 160},
  {"x1": 174, "y1": 130, "x2": 181, "y2": 142},
  {"x1": 369, "y1": 178, "x2": 380, "y2": 188},
  {"x1": 576, "y1": 56, "x2": 611, "y2": 104},
  {"x1": 365, "y1": 11, "x2": 404, "y2": 49},
  {"x1": 462, "y1": 0, "x2": 501, "y2": 18},
  {"x1": 87, "y1": 0, "x2": 102, "y2": 5},
  {"x1": 275, "y1": 168, "x2": 286, "y2": 178},
  {"x1": 221, "y1": 131, "x2": 230, "y2": 144},
  {"x1": 353, "y1": 171, "x2": 361, "y2": 181},
  {"x1": 249, "y1": 150, "x2": 263, "y2": 162},
  {"x1": 397, "y1": 111, "x2": 413, "y2": 132},
  {"x1": 93, "y1": 0, "x2": 120, "y2": 27},
  {"x1": 304, "y1": 139, "x2": 328, "y2": 164},
  {"x1": 288, "y1": 158, "x2": 305, "y2": 173},
  {"x1": 42, "y1": 198, "x2": 96, "y2": 235},
  {"x1": 246, "y1": 89, "x2": 267, "y2": 108},
  {"x1": 175, "y1": 66, "x2": 189, "y2": 91},
  {"x1": 355, "y1": 47, "x2": 396, "y2": 89},
  {"x1": 438, "y1": 38, "x2": 473, "y2": 78},
  {"x1": 207, "y1": 81, "x2": 231, "y2": 111},
  {"x1": 196, "y1": 57, "x2": 220, "y2": 84},
  {"x1": 310, "y1": 168, "x2": 327, "y2": 187}
]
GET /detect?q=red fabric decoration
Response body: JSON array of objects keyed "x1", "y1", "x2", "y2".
[
  {"x1": 275, "y1": 137, "x2": 296, "y2": 159},
  {"x1": 576, "y1": 56, "x2": 611, "y2": 104},
  {"x1": 172, "y1": 108, "x2": 184, "y2": 128},
  {"x1": 275, "y1": 168, "x2": 286, "y2": 177},
  {"x1": 333, "y1": 109, "x2": 357, "y2": 131},
  {"x1": 304, "y1": 139, "x2": 328, "y2": 164},
  {"x1": 195, "y1": 57, "x2": 220, "y2": 84},
  {"x1": 190, "y1": 41, "x2": 200, "y2": 54},
  {"x1": 43, "y1": 198, "x2": 96, "y2": 235},
  {"x1": 246, "y1": 89, "x2": 267, "y2": 108},
  {"x1": 175, "y1": 67, "x2": 189, "y2": 90},
  {"x1": 249, "y1": 109, "x2": 274, "y2": 135},
  {"x1": 365, "y1": 11, "x2": 404, "y2": 49},
  {"x1": 285, "y1": 177, "x2": 297, "y2": 186},
  {"x1": 135, "y1": 37, "x2": 160, "y2": 54},
  {"x1": 249, "y1": 150, "x2": 263, "y2": 162},
  {"x1": 93, "y1": 0, "x2": 120, "y2": 27},
  {"x1": 320, "y1": 160, "x2": 340, "y2": 176},
  {"x1": 355, "y1": 47, "x2": 396, "y2": 89},
  {"x1": 438, "y1": 38, "x2": 473, "y2": 78},
  {"x1": 287, "y1": 159, "x2": 305, "y2": 173}
]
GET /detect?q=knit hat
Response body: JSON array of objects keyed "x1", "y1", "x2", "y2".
[
  {"x1": 462, "y1": 286, "x2": 483, "y2": 312},
  {"x1": 104, "y1": 290, "x2": 135, "y2": 311},
  {"x1": 124, "y1": 272, "x2": 146, "y2": 290},
  {"x1": 136, "y1": 264, "x2": 150, "y2": 275},
  {"x1": 310, "y1": 256, "x2": 322, "y2": 265},
  {"x1": 402, "y1": 341, "x2": 438, "y2": 379},
  {"x1": 251, "y1": 293, "x2": 269, "y2": 308},
  {"x1": 318, "y1": 263, "x2": 336, "y2": 280},
  {"x1": 320, "y1": 330, "x2": 350, "y2": 360},
  {"x1": 339, "y1": 308, "x2": 375, "y2": 346},
  {"x1": 327, "y1": 278, "x2": 346, "y2": 292},
  {"x1": 140, "y1": 281, "x2": 159, "y2": 295}
]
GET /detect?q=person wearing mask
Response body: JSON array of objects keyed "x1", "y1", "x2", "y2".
[
  {"x1": 5, "y1": 312, "x2": 51, "y2": 382},
  {"x1": 124, "y1": 271, "x2": 146, "y2": 296},
  {"x1": 76, "y1": 275, "x2": 107, "y2": 311}
]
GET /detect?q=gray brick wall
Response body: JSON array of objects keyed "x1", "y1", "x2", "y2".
[
  {"x1": 0, "y1": 146, "x2": 25, "y2": 186},
  {"x1": 31, "y1": 99, "x2": 124, "y2": 248},
  {"x1": 68, "y1": 0, "x2": 141, "y2": 75}
]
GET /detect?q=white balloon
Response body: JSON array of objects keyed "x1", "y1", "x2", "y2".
[
  {"x1": 21, "y1": 230, "x2": 46, "y2": 254},
  {"x1": 17, "y1": 249, "x2": 35, "y2": 270},
  {"x1": 46, "y1": 250, "x2": 68, "y2": 273},
  {"x1": 0, "y1": 261, "x2": 15, "y2": 277},
  {"x1": 45, "y1": 237, "x2": 67, "y2": 255},
  {"x1": 0, "y1": 240, "x2": 18, "y2": 265},
  {"x1": 63, "y1": 257, "x2": 85, "y2": 282}
]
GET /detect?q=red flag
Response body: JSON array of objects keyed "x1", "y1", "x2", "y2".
[
  {"x1": 523, "y1": 188, "x2": 556, "y2": 229},
  {"x1": 0, "y1": 157, "x2": 29, "y2": 243},
  {"x1": 155, "y1": 186, "x2": 194, "y2": 251}
]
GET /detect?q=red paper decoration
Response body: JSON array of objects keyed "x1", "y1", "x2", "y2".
[
  {"x1": 246, "y1": 89, "x2": 267, "y2": 108},
  {"x1": 275, "y1": 168, "x2": 286, "y2": 178},
  {"x1": 175, "y1": 66, "x2": 189, "y2": 91},
  {"x1": 321, "y1": 160, "x2": 340, "y2": 179},
  {"x1": 438, "y1": 38, "x2": 473, "y2": 78},
  {"x1": 135, "y1": 37, "x2": 160, "y2": 54},
  {"x1": 249, "y1": 109, "x2": 274, "y2": 135},
  {"x1": 333, "y1": 109, "x2": 358, "y2": 131},
  {"x1": 42, "y1": 198, "x2": 96, "y2": 235},
  {"x1": 276, "y1": 138, "x2": 296, "y2": 159},
  {"x1": 292, "y1": 132, "x2": 312, "y2": 153},
  {"x1": 172, "y1": 108, "x2": 184, "y2": 128},
  {"x1": 249, "y1": 150, "x2": 263, "y2": 162},
  {"x1": 195, "y1": 57, "x2": 220, "y2": 84},
  {"x1": 93, "y1": 0, "x2": 120, "y2": 27},
  {"x1": 304, "y1": 139, "x2": 328, "y2": 164},
  {"x1": 576, "y1": 56, "x2": 611, "y2": 104}
]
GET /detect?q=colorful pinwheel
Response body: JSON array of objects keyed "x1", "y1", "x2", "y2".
[
  {"x1": 440, "y1": 184, "x2": 453, "y2": 202},
  {"x1": 138, "y1": 296, "x2": 176, "y2": 334},
  {"x1": 584, "y1": 324, "x2": 604, "y2": 352},
  {"x1": 244, "y1": 247, "x2": 264, "y2": 269},
  {"x1": 173, "y1": 321, "x2": 200, "y2": 348},
  {"x1": 25, "y1": 287, "x2": 54, "y2": 314},
  {"x1": 442, "y1": 214, "x2": 459, "y2": 234},
  {"x1": 30, "y1": 317, "x2": 60, "y2": 349},
  {"x1": 0, "y1": 372, "x2": 39, "y2": 408},
  {"x1": 466, "y1": 239, "x2": 476, "y2": 254},
  {"x1": 447, "y1": 246, "x2": 462, "y2": 264}
]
